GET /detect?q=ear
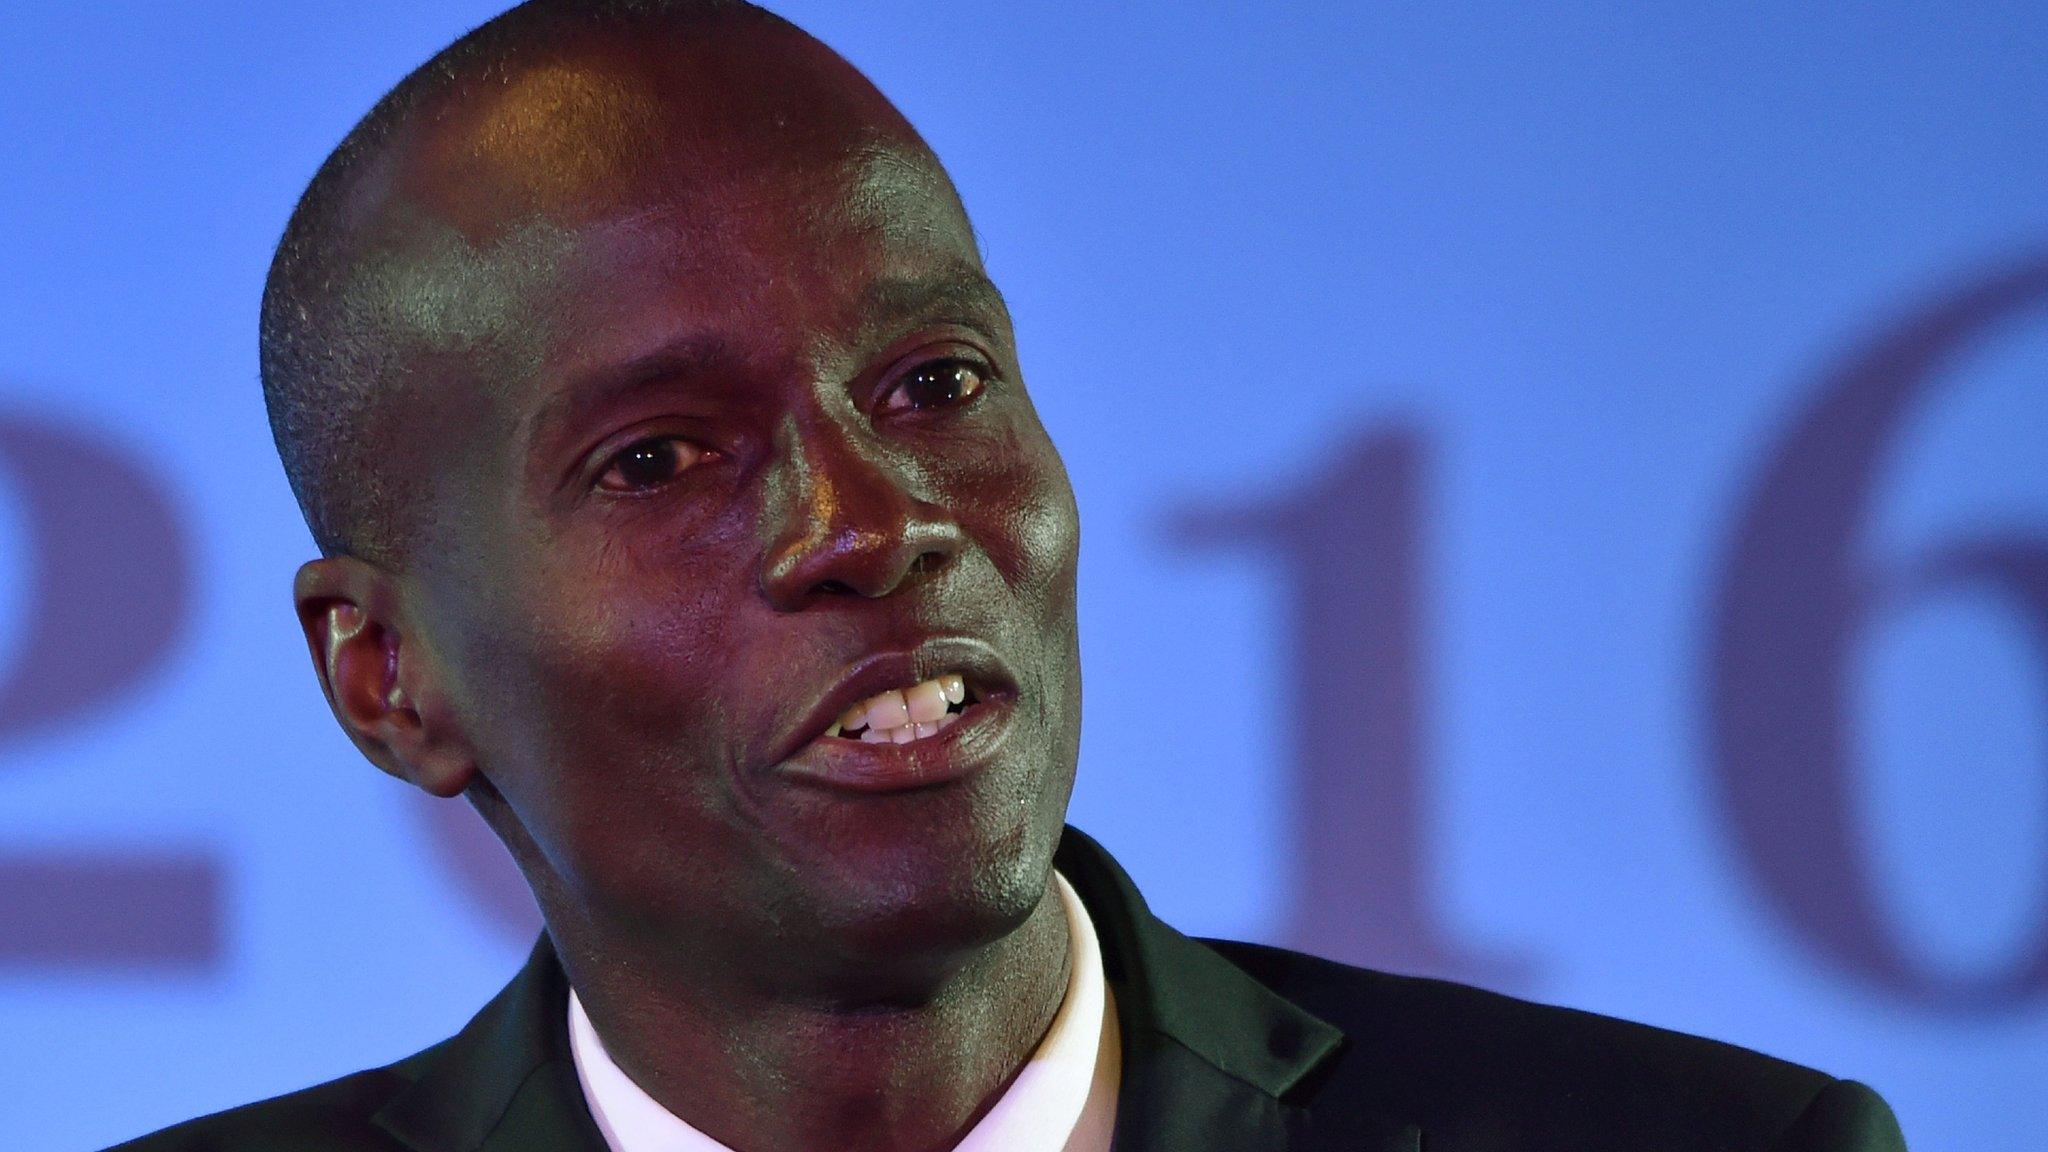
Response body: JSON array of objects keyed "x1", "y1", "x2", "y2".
[{"x1": 293, "y1": 556, "x2": 477, "y2": 798}]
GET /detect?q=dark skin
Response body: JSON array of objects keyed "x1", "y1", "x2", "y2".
[{"x1": 290, "y1": 19, "x2": 1083, "y2": 1152}]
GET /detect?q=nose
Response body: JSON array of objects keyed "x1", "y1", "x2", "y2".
[{"x1": 757, "y1": 415, "x2": 963, "y2": 610}]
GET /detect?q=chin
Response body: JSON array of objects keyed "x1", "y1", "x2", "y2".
[{"x1": 789, "y1": 794, "x2": 1065, "y2": 971}]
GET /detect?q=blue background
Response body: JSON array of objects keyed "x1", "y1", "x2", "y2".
[{"x1": 3, "y1": 3, "x2": 2045, "y2": 1148}]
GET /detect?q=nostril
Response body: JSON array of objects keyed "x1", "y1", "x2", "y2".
[{"x1": 795, "y1": 550, "x2": 952, "y2": 602}]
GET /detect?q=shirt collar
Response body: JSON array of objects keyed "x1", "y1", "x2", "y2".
[{"x1": 568, "y1": 871, "x2": 1119, "y2": 1152}]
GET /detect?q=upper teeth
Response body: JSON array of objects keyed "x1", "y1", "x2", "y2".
[{"x1": 825, "y1": 674, "x2": 968, "y2": 744}]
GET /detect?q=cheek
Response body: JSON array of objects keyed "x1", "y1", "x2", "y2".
[
  {"x1": 956, "y1": 422, "x2": 1084, "y2": 786},
  {"x1": 962, "y1": 422, "x2": 1081, "y2": 608},
  {"x1": 436, "y1": 547, "x2": 754, "y2": 895}
]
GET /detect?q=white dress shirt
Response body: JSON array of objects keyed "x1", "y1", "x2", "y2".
[{"x1": 569, "y1": 871, "x2": 1121, "y2": 1152}]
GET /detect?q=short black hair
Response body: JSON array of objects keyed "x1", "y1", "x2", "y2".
[{"x1": 260, "y1": 0, "x2": 765, "y2": 567}]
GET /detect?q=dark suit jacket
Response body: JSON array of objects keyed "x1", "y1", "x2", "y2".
[{"x1": 112, "y1": 827, "x2": 1907, "y2": 1151}]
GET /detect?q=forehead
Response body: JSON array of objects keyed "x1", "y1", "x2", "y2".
[
  {"x1": 525, "y1": 149, "x2": 992, "y2": 436},
  {"x1": 348, "y1": 23, "x2": 986, "y2": 403}
]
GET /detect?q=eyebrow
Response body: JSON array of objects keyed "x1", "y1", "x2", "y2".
[
  {"x1": 523, "y1": 269, "x2": 1011, "y2": 464},
  {"x1": 524, "y1": 333, "x2": 743, "y2": 466},
  {"x1": 857, "y1": 269, "x2": 1012, "y2": 337}
]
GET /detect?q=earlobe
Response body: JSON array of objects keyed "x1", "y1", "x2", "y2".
[{"x1": 294, "y1": 556, "x2": 477, "y2": 798}]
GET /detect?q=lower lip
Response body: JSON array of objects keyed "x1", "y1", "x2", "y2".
[{"x1": 771, "y1": 697, "x2": 1017, "y2": 794}]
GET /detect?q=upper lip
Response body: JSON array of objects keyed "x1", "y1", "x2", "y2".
[{"x1": 768, "y1": 636, "x2": 1019, "y2": 765}]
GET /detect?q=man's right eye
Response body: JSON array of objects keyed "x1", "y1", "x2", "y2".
[{"x1": 596, "y1": 436, "x2": 711, "y2": 493}]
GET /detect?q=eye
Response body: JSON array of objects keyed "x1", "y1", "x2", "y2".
[
  {"x1": 595, "y1": 436, "x2": 711, "y2": 493},
  {"x1": 879, "y1": 359, "x2": 988, "y2": 415}
]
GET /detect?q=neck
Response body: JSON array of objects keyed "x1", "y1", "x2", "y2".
[{"x1": 559, "y1": 884, "x2": 1073, "y2": 1152}]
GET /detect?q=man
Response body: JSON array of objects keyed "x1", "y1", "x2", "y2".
[{"x1": 114, "y1": 2, "x2": 1906, "y2": 1149}]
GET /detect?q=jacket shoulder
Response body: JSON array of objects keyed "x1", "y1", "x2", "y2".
[
  {"x1": 1198, "y1": 938, "x2": 1902, "y2": 1151},
  {"x1": 101, "y1": 1045, "x2": 445, "y2": 1152}
]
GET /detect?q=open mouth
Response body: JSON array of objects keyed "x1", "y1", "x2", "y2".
[{"x1": 823, "y1": 672, "x2": 981, "y2": 745}]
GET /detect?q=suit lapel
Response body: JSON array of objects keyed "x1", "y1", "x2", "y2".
[
  {"x1": 372, "y1": 935, "x2": 609, "y2": 1152},
  {"x1": 1056, "y1": 827, "x2": 1420, "y2": 1152}
]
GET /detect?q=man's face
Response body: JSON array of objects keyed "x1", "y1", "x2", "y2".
[{"x1": 363, "y1": 30, "x2": 1082, "y2": 981}]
